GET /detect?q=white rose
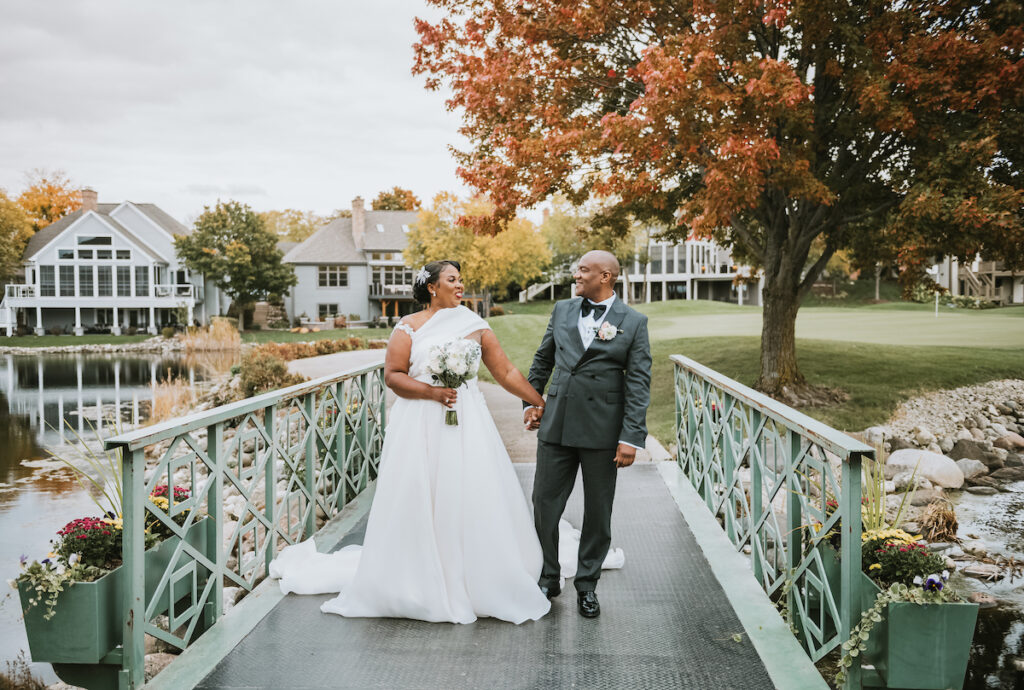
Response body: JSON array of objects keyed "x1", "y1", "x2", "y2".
[
  {"x1": 597, "y1": 322, "x2": 618, "y2": 340},
  {"x1": 449, "y1": 358, "x2": 468, "y2": 376}
]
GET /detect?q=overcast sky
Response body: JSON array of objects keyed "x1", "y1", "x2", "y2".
[{"x1": 0, "y1": 1, "x2": 471, "y2": 224}]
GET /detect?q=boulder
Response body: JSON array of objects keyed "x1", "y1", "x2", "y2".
[
  {"x1": 948, "y1": 439, "x2": 987, "y2": 462},
  {"x1": 886, "y1": 448, "x2": 965, "y2": 489},
  {"x1": 888, "y1": 436, "x2": 915, "y2": 452},
  {"x1": 954, "y1": 428, "x2": 975, "y2": 442},
  {"x1": 1006, "y1": 453, "x2": 1024, "y2": 468},
  {"x1": 996, "y1": 403, "x2": 1015, "y2": 416},
  {"x1": 893, "y1": 471, "x2": 933, "y2": 491},
  {"x1": 913, "y1": 425, "x2": 936, "y2": 446},
  {"x1": 966, "y1": 486, "x2": 999, "y2": 495},
  {"x1": 990, "y1": 466, "x2": 1024, "y2": 481},
  {"x1": 864, "y1": 426, "x2": 889, "y2": 446},
  {"x1": 966, "y1": 475, "x2": 1003, "y2": 489},
  {"x1": 939, "y1": 437, "x2": 954, "y2": 454},
  {"x1": 971, "y1": 428, "x2": 986, "y2": 441},
  {"x1": 963, "y1": 563, "x2": 1001, "y2": 580},
  {"x1": 910, "y1": 488, "x2": 946, "y2": 506},
  {"x1": 956, "y1": 458, "x2": 988, "y2": 480},
  {"x1": 994, "y1": 432, "x2": 1024, "y2": 451},
  {"x1": 968, "y1": 592, "x2": 999, "y2": 609}
]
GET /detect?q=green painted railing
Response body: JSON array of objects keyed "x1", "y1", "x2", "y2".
[
  {"x1": 105, "y1": 362, "x2": 386, "y2": 689},
  {"x1": 672, "y1": 355, "x2": 873, "y2": 688}
]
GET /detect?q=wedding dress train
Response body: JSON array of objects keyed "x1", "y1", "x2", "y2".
[{"x1": 270, "y1": 306, "x2": 622, "y2": 625}]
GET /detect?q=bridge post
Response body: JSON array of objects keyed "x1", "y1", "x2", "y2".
[
  {"x1": 121, "y1": 447, "x2": 146, "y2": 690},
  {"x1": 263, "y1": 406, "x2": 277, "y2": 572},
  {"x1": 749, "y1": 409, "x2": 763, "y2": 587},
  {"x1": 786, "y1": 430, "x2": 804, "y2": 631},
  {"x1": 334, "y1": 382, "x2": 347, "y2": 508},
  {"x1": 303, "y1": 393, "x2": 316, "y2": 537},
  {"x1": 840, "y1": 452, "x2": 865, "y2": 689},
  {"x1": 208, "y1": 422, "x2": 225, "y2": 629}
]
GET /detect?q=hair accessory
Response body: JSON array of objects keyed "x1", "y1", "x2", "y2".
[{"x1": 415, "y1": 267, "x2": 430, "y2": 285}]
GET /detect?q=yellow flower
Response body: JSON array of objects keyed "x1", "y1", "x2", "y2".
[{"x1": 869, "y1": 563, "x2": 882, "y2": 571}]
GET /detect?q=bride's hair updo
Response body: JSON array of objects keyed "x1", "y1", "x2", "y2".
[{"x1": 413, "y1": 260, "x2": 461, "y2": 304}]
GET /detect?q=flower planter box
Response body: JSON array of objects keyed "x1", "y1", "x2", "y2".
[
  {"x1": 865, "y1": 597, "x2": 979, "y2": 690},
  {"x1": 806, "y1": 543, "x2": 979, "y2": 689},
  {"x1": 19, "y1": 518, "x2": 214, "y2": 689}
]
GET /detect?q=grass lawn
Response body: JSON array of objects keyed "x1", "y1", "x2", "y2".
[{"x1": 486, "y1": 301, "x2": 1024, "y2": 445}]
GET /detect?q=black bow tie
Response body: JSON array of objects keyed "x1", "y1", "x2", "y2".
[{"x1": 581, "y1": 301, "x2": 607, "y2": 318}]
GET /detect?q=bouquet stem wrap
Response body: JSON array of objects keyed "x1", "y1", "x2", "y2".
[{"x1": 425, "y1": 339, "x2": 482, "y2": 426}]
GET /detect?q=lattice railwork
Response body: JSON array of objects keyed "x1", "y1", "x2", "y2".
[
  {"x1": 672, "y1": 356, "x2": 872, "y2": 679},
  {"x1": 107, "y1": 363, "x2": 387, "y2": 689}
]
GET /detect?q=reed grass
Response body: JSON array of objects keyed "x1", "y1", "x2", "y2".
[
  {"x1": 182, "y1": 317, "x2": 242, "y2": 352},
  {"x1": 149, "y1": 376, "x2": 197, "y2": 425}
]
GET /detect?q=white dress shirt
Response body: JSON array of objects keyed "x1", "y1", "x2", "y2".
[
  {"x1": 576, "y1": 293, "x2": 641, "y2": 452},
  {"x1": 578, "y1": 293, "x2": 615, "y2": 350}
]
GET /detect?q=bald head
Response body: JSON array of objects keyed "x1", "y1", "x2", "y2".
[{"x1": 574, "y1": 250, "x2": 620, "y2": 301}]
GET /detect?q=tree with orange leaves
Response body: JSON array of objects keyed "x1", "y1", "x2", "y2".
[
  {"x1": 414, "y1": 1, "x2": 1024, "y2": 398},
  {"x1": 17, "y1": 169, "x2": 81, "y2": 233},
  {"x1": 371, "y1": 187, "x2": 422, "y2": 211}
]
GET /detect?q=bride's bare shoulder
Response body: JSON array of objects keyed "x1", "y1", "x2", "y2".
[{"x1": 399, "y1": 311, "x2": 430, "y2": 330}]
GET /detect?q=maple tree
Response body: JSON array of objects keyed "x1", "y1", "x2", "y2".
[
  {"x1": 414, "y1": 0, "x2": 1024, "y2": 397},
  {"x1": 0, "y1": 190, "x2": 34, "y2": 284},
  {"x1": 17, "y1": 169, "x2": 81, "y2": 233},
  {"x1": 371, "y1": 187, "x2": 422, "y2": 211},
  {"x1": 175, "y1": 201, "x2": 297, "y2": 329},
  {"x1": 405, "y1": 193, "x2": 550, "y2": 295}
]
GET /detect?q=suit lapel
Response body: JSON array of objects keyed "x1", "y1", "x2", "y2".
[
  {"x1": 572, "y1": 297, "x2": 628, "y2": 370},
  {"x1": 564, "y1": 298, "x2": 586, "y2": 360}
]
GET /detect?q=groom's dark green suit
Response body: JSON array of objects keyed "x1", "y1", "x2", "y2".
[{"x1": 526, "y1": 296, "x2": 652, "y2": 593}]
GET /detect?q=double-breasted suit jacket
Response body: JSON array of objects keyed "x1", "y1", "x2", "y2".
[{"x1": 528, "y1": 296, "x2": 651, "y2": 450}]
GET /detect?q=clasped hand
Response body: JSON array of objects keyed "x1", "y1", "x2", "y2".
[
  {"x1": 523, "y1": 406, "x2": 543, "y2": 430},
  {"x1": 432, "y1": 387, "x2": 458, "y2": 408}
]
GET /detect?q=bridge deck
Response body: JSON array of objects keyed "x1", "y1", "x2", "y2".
[{"x1": 194, "y1": 464, "x2": 777, "y2": 689}]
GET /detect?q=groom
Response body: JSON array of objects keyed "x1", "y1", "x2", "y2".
[{"x1": 523, "y1": 250, "x2": 651, "y2": 618}]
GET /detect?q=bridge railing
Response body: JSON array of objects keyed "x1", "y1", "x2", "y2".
[
  {"x1": 105, "y1": 362, "x2": 387, "y2": 689},
  {"x1": 672, "y1": 355, "x2": 873, "y2": 685}
]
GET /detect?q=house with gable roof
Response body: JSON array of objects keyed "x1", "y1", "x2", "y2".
[
  {"x1": 1, "y1": 189, "x2": 226, "y2": 336},
  {"x1": 281, "y1": 196, "x2": 420, "y2": 324}
]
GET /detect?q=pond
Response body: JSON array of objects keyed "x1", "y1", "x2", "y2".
[{"x1": 0, "y1": 352, "x2": 228, "y2": 684}]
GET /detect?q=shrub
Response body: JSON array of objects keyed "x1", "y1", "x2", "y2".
[
  {"x1": 249, "y1": 323, "x2": 262, "y2": 331},
  {"x1": 48, "y1": 326, "x2": 62, "y2": 336},
  {"x1": 489, "y1": 304, "x2": 505, "y2": 316},
  {"x1": 124, "y1": 326, "x2": 138, "y2": 336},
  {"x1": 348, "y1": 313, "x2": 361, "y2": 321},
  {"x1": 161, "y1": 326, "x2": 177, "y2": 339},
  {"x1": 239, "y1": 350, "x2": 306, "y2": 397},
  {"x1": 268, "y1": 319, "x2": 290, "y2": 329},
  {"x1": 15, "y1": 325, "x2": 30, "y2": 337}
]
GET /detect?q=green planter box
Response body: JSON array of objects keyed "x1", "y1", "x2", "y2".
[
  {"x1": 866, "y1": 599, "x2": 979, "y2": 690},
  {"x1": 808, "y1": 543, "x2": 979, "y2": 689},
  {"x1": 18, "y1": 518, "x2": 214, "y2": 689}
]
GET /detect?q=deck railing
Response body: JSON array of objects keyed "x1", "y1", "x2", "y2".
[
  {"x1": 672, "y1": 355, "x2": 873, "y2": 687},
  {"x1": 105, "y1": 362, "x2": 387, "y2": 688}
]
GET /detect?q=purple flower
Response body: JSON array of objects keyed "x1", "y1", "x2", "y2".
[
  {"x1": 923, "y1": 574, "x2": 944, "y2": 592},
  {"x1": 19, "y1": 554, "x2": 27, "y2": 565}
]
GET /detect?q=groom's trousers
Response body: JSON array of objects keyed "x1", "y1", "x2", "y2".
[{"x1": 533, "y1": 440, "x2": 617, "y2": 593}]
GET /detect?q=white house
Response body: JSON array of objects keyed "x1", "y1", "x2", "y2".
[
  {"x1": 281, "y1": 196, "x2": 419, "y2": 324},
  {"x1": 931, "y1": 256, "x2": 1023, "y2": 305},
  {"x1": 1, "y1": 190, "x2": 226, "y2": 336}
]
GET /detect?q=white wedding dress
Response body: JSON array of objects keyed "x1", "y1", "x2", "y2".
[{"x1": 270, "y1": 305, "x2": 622, "y2": 625}]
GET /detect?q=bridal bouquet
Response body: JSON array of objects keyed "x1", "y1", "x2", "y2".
[{"x1": 425, "y1": 339, "x2": 482, "y2": 425}]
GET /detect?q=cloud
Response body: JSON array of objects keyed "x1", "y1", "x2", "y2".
[{"x1": 0, "y1": 0, "x2": 468, "y2": 220}]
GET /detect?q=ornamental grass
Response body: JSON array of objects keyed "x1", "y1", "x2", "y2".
[{"x1": 182, "y1": 317, "x2": 242, "y2": 352}]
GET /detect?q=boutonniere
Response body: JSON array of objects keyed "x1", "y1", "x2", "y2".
[{"x1": 595, "y1": 322, "x2": 621, "y2": 341}]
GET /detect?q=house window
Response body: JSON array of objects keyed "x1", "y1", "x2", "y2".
[
  {"x1": 97, "y1": 266, "x2": 113, "y2": 297},
  {"x1": 318, "y1": 304, "x2": 339, "y2": 320},
  {"x1": 318, "y1": 265, "x2": 348, "y2": 287},
  {"x1": 78, "y1": 266, "x2": 94, "y2": 297},
  {"x1": 96, "y1": 249, "x2": 112, "y2": 260},
  {"x1": 77, "y1": 249, "x2": 93, "y2": 260},
  {"x1": 58, "y1": 249, "x2": 74, "y2": 260},
  {"x1": 649, "y1": 245, "x2": 662, "y2": 275},
  {"x1": 117, "y1": 266, "x2": 131, "y2": 297},
  {"x1": 373, "y1": 266, "x2": 414, "y2": 286},
  {"x1": 59, "y1": 266, "x2": 75, "y2": 296},
  {"x1": 134, "y1": 266, "x2": 149, "y2": 296},
  {"x1": 40, "y1": 266, "x2": 55, "y2": 296},
  {"x1": 116, "y1": 250, "x2": 131, "y2": 260},
  {"x1": 77, "y1": 236, "x2": 112, "y2": 245}
]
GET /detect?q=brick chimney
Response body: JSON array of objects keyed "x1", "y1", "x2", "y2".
[
  {"x1": 542, "y1": 207, "x2": 550, "y2": 224},
  {"x1": 81, "y1": 188, "x2": 98, "y2": 213},
  {"x1": 351, "y1": 196, "x2": 366, "y2": 249}
]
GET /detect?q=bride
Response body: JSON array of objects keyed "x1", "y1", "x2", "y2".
[{"x1": 271, "y1": 260, "x2": 552, "y2": 624}]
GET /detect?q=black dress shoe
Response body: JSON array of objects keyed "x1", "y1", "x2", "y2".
[
  {"x1": 539, "y1": 583, "x2": 561, "y2": 599},
  {"x1": 577, "y1": 591, "x2": 600, "y2": 618}
]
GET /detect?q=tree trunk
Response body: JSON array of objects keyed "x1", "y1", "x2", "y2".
[
  {"x1": 874, "y1": 264, "x2": 881, "y2": 301},
  {"x1": 756, "y1": 282, "x2": 806, "y2": 395}
]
